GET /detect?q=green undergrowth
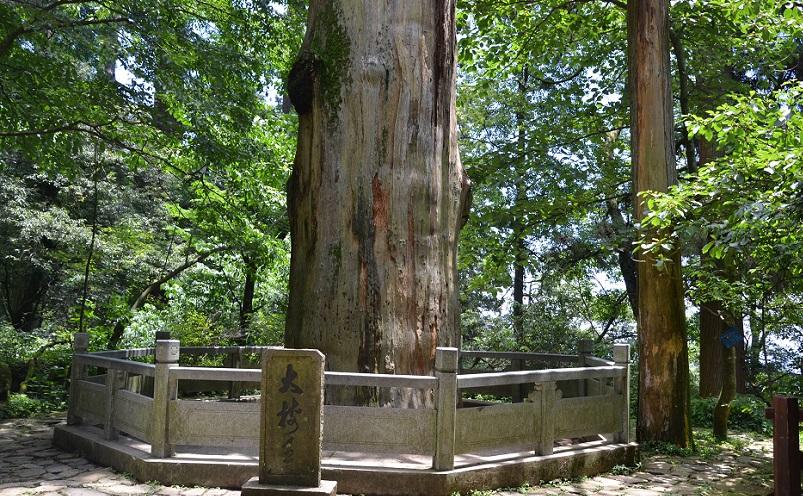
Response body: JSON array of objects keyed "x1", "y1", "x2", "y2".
[
  {"x1": 0, "y1": 392, "x2": 66, "y2": 419},
  {"x1": 642, "y1": 428, "x2": 768, "y2": 459},
  {"x1": 690, "y1": 395, "x2": 772, "y2": 435}
]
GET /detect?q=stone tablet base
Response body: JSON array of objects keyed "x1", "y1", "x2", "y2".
[
  {"x1": 53, "y1": 423, "x2": 638, "y2": 496},
  {"x1": 241, "y1": 478, "x2": 337, "y2": 496}
]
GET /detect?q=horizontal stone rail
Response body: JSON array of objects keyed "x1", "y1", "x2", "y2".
[
  {"x1": 179, "y1": 345, "x2": 275, "y2": 355},
  {"x1": 457, "y1": 365, "x2": 625, "y2": 389},
  {"x1": 171, "y1": 366, "x2": 262, "y2": 382},
  {"x1": 66, "y1": 334, "x2": 631, "y2": 473},
  {"x1": 74, "y1": 353, "x2": 156, "y2": 377},
  {"x1": 325, "y1": 371, "x2": 437, "y2": 388},
  {"x1": 584, "y1": 356, "x2": 615, "y2": 366},
  {"x1": 92, "y1": 348, "x2": 154, "y2": 358},
  {"x1": 459, "y1": 350, "x2": 578, "y2": 362}
]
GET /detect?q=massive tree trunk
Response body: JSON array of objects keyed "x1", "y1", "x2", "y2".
[
  {"x1": 285, "y1": 1, "x2": 470, "y2": 406},
  {"x1": 627, "y1": 0, "x2": 692, "y2": 446}
]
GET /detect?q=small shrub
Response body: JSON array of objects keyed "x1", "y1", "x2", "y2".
[
  {"x1": 641, "y1": 440, "x2": 694, "y2": 457},
  {"x1": 0, "y1": 393, "x2": 49, "y2": 419},
  {"x1": 690, "y1": 394, "x2": 771, "y2": 434}
]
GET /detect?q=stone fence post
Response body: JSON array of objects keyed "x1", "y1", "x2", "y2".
[
  {"x1": 531, "y1": 381, "x2": 557, "y2": 455},
  {"x1": 151, "y1": 339, "x2": 179, "y2": 458},
  {"x1": 103, "y1": 366, "x2": 126, "y2": 440},
  {"x1": 613, "y1": 343, "x2": 630, "y2": 443},
  {"x1": 67, "y1": 332, "x2": 89, "y2": 425},
  {"x1": 433, "y1": 347, "x2": 458, "y2": 470}
]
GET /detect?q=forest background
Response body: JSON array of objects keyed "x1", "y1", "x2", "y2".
[{"x1": 0, "y1": 0, "x2": 801, "y2": 441}]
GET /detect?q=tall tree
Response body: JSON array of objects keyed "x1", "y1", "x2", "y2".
[
  {"x1": 284, "y1": 1, "x2": 471, "y2": 406},
  {"x1": 627, "y1": 0, "x2": 692, "y2": 446}
]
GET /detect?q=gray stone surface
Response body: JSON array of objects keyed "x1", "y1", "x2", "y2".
[
  {"x1": 259, "y1": 349, "x2": 324, "y2": 488},
  {"x1": 240, "y1": 478, "x2": 336, "y2": 496}
]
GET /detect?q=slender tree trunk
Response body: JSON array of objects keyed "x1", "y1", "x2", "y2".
[
  {"x1": 238, "y1": 258, "x2": 257, "y2": 345},
  {"x1": 627, "y1": 0, "x2": 692, "y2": 447},
  {"x1": 78, "y1": 174, "x2": 99, "y2": 334},
  {"x1": 285, "y1": 1, "x2": 470, "y2": 406},
  {"x1": 512, "y1": 68, "x2": 529, "y2": 344},
  {"x1": 605, "y1": 197, "x2": 639, "y2": 320}
]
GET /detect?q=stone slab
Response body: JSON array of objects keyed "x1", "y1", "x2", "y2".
[
  {"x1": 241, "y1": 477, "x2": 336, "y2": 496},
  {"x1": 259, "y1": 348, "x2": 324, "y2": 487}
]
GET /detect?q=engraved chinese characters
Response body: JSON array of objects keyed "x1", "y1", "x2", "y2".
[{"x1": 259, "y1": 348, "x2": 325, "y2": 487}]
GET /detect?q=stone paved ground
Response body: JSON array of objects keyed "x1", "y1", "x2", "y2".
[{"x1": 0, "y1": 418, "x2": 775, "y2": 496}]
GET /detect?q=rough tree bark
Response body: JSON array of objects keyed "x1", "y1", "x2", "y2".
[
  {"x1": 285, "y1": 1, "x2": 470, "y2": 406},
  {"x1": 713, "y1": 316, "x2": 739, "y2": 440},
  {"x1": 627, "y1": 0, "x2": 692, "y2": 446}
]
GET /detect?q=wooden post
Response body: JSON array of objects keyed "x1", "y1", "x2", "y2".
[
  {"x1": 103, "y1": 369, "x2": 126, "y2": 440},
  {"x1": 67, "y1": 333, "x2": 89, "y2": 425},
  {"x1": 771, "y1": 396, "x2": 800, "y2": 496},
  {"x1": 151, "y1": 339, "x2": 179, "y2": 458},
  {"x1": 434, "y1": 347, "x2": 458, "y2": 471},
  {"x1": 577, "y1": 339, "x2": 593, "y2": 397},
  {"x1": 613, "y1": 344, "x2": 631, "y2": 444},
  {"x1": 533, "y1": 381, "x2": 557, "y2": 456}
]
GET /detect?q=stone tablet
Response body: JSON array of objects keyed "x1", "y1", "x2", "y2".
[{"x1": 259, "y1": 348, "x2": 325, "y2": 487}]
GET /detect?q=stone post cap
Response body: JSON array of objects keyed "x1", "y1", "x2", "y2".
[
  {"x1": 155, "y1": 340, "x2": 180, "y2": 363},
  {"x1": 613, "y1": 343, "x2": 630, "y2": 364},
  {"x1": 578, "y1": 339, "x2": 594, "y2": 355},
  {"x1": 435, "y1": 347, "x2": 458, "y2": 372},
  {"x1": 73, "y1": 333, "x2": 89, "y2": 351}
]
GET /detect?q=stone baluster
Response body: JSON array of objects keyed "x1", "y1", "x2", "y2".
[
  {"x1": 613, "y1": 343, "x2": 631, "y2": 443},
  {"x1": 151, "y1": 339, "x2": 179, "y2": 458},
  {"x1": 433, "y1": 347, "x2": 458, "y2": 470},
  {"x1": 532, "y1": 381, "x2": 557, "y2": 456},
  {"x1": 67, "y1": 332, "x2": 89, "y2": 425}
]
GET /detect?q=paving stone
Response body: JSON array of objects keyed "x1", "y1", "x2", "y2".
[
  {"x1": 16, "y1": 468, "x2": 46, "y2": 479},
  {"x1": 0, "y1": 488, "x2": 34, "y2": 496},
  {"x1": 31, "y1": 483, "x2": 68, "y2": 493},
  {"x1": 73, "y1": 471, "x2": 114, "y2": 484},
  {"x1": 45, "y1": 464, "x2": 71, "y2": 474},
  {"x1": 103, "y1": 484, "x2": 150, "y2": 495},
  {"x1": 152, "y1": 488, "x2": 182, "y2": 496},
  {"x1": 181, "y1": 488, "x2": 208, "y2": 496},
  {"x1": 63, "y1": 489, "x2": 117, "y2": 496}
]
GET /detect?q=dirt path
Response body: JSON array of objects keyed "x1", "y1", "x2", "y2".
[{"x1": 0, "y1": 418, "x2": 774, "y2": 496}]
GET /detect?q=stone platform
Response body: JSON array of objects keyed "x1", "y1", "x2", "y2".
[
  {"x1": 52, "y1": 423, "x2": 638, "y2": 496},
  {"x1": 0, "y1": 418, "x2": 776, "y2": 496}
]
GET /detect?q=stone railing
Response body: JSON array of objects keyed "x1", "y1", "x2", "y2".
[{"x1": 66, "y1": 334, "x2": 630, "y2": 471}]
